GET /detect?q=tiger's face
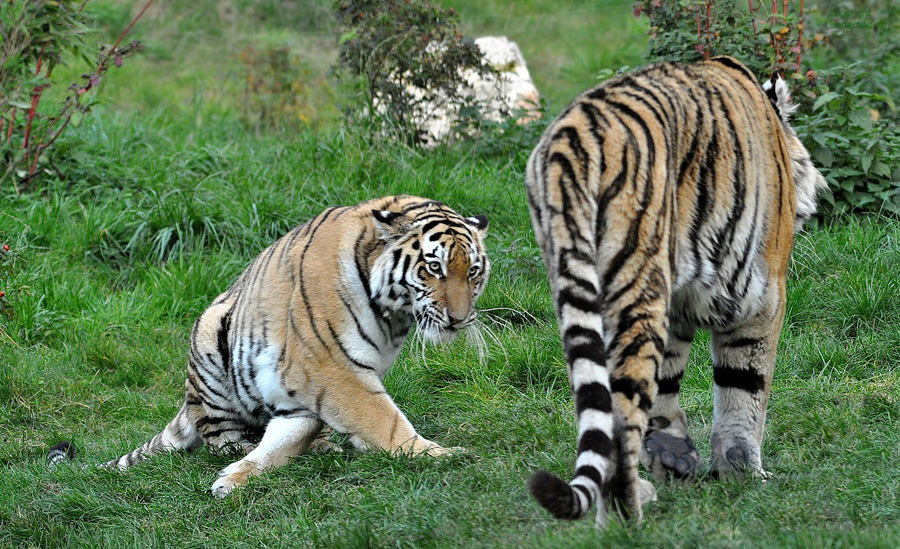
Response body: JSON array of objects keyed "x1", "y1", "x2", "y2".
[{"x1": 371, "y1": 206, "x2": 490, "y2": 343}]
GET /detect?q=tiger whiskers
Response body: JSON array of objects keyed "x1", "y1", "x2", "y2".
[
  {"x1": 479, "y1": 310, "x2": 514, "y2": 332},
  {"x1": 462, "y1": 320, "x2": 489, "y2": 366},
  {"x1": 479, "y1": 306, "x2": 540, "y2": 326},
  {"x1": 469, "y1": 317, "x2": 506, "y2": 366},
  {"x1": 408, "y1": 324, "x2": 430, "y2": 367}
]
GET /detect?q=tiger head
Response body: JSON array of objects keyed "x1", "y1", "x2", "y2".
[{"x1": 370, "y1": 203, "x2": 490, "y2": 343}]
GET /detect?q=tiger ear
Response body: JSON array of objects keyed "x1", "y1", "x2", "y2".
[
  {"x1": 464, "y1": 215, "x2": 489, "y2": 236},
  {"x1": 372, "y1": 209, "x2": 411, "y2": 241},
  {"x1": 762, "y1": 73, "x2": 796, "y2": 123}
]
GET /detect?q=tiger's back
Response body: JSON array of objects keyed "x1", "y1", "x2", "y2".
[{"x1": 525, "y1": 57, "x2": 825, "y2": 523}]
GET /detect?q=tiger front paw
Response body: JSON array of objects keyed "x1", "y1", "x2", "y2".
[
  {"x1": 412, "y1": 439, "x2": 465, "y2": 457},
  {"x1": 210, "y1": 473, "x2": 246, "y2": 498},
  {"x1": 427, "y1": 445, "x2": 466, "y2": 457},
  {"x1": 209, "y1": 462, "x2": 254, "y2": 498}
]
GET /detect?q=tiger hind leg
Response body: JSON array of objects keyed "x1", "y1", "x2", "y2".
[
  {"x1": 186, "y1": 301, "x2": 261, "y2": 456},
  {"x1": 708, "y1": 292, "x2": 784, "y2": 478},
  {"x1": 596, "y1": 254, "x2": 675, "y2": 523},
  {"x1": 210, "y1": 414, "x2": 324, "y2": 498},
  {"x1": 641, "y1": 322, "x2": 701, "y2": 481}
]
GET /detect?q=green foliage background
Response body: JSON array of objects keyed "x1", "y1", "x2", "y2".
[{"x1": 634, "y1": 0, "x2": 899, "y2": 217}]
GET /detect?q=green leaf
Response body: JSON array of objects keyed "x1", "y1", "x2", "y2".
[
  {"x1": 860, "y1": 151, "x2": 874, "y2": 174},
  {"x1": 850, "y1": 192, "x2": 875, "y2": 206},
  {"x1": 813, "y1": 147, "x2": 833, "y2": 168},
  {"x1": 8, "y1": 100, "x2": 32, "y2": 109},
  {"x1": 811, "y1": 133, "x2": 830, "y2": 148},
  {"x1": 873, "y1": 161, "x2": 891, "y2": 177},
  {"x1": 822, "y1": 131, "x2": 849, "y2": 144},
  {"x1": 70, "y1": 111, "x2": 83, "y2": 128},
  {"x1": 812, "y1": 92, "x2": 839, "y2": 111},
  {"x1": 848, "y1": 110, "x2": 872, "y2": 131},
  {"x1": 338, "y1": 30, "x2": 358, "y2": 45},
  {"x1": 831, "y1": 168, "x2": 862, "y2": 177}
]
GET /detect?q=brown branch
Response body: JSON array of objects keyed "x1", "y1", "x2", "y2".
[
  {"x1": 749, "y1": 0, "x2": 759, "y2": 57},
  {"x1": 5, "y1": 108, "x2": 14, "y2": 140},
  {"x1": 771, "y1": 0, "x2": 780, "y2": 67},
  {"x1": 105, "y1": 0, "x2": 156, "y2": 65},
  {"x1": 22, "y1": 45, "x2": 47, "y2": 153},
  {"x1": 705, "y1": 0, "x2": 712, "y2": 60}
]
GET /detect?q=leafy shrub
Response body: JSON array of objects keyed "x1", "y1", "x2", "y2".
[
  {"x1": 238, "y1": 43, "x2": 334, "y2": 133},
  {"x1": 635, "y1": 0, "x2": 804, "y2": 75},
  {"x1": 802, "y1": 0, "x2": 896, "y2": 65},
  {"x1": 0, "y1": 0, "x2": 148, "y2": 192},
  {"x1": 792, "y1": 44, "x2": 899, "y2": 217},
  {"x1": 634, "y1": 0, "x2": 899, "y2": 218},
  {"x1": 334, "y1": 0, "x2": 492, "y2": 145}
]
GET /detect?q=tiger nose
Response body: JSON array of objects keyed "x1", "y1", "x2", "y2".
[
  {"x1": 449, "y1": 307, "x2": 473, "y2": 325},
  {"x1": 447, "y1": 309, "x2": 473, "y2": 325}
]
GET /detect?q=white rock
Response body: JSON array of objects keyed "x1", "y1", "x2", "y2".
[{"x1": 374, "y1": 36, "x2": 541, "y2": 147}]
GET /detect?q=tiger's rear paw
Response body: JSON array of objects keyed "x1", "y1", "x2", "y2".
[
  {"x1": 642, "y1": 429, "x2": 700, "y2": 481},
  {"x1": 308, "y1": 438, "x2": 343, "y2": 454},
  {"x1": 709, "y1": 441, "x2": 766, "y2": 480}
]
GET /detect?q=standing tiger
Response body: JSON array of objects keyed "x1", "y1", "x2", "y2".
[
  {"x1": 524, "y1": 56, "x2": 825, "y2": 524},
  {"x1": 53, "y1": 196, "x2": 490, "y2": 497}
]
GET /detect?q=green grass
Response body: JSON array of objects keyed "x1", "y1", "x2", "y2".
[{"x1": 1, "y1": 0, "x2": 898, "y2": 546}]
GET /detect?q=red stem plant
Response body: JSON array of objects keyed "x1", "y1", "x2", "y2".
[{"x1": 1, "y1": 0, "x2": 154, "y2": 191}]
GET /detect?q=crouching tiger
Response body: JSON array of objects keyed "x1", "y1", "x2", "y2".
[
  {"x1": 51, "y1": 196, "x2": 490, "y2": 497},
  {"x1": 525, "y1": 56, "x2": 825, "y2": 524}
]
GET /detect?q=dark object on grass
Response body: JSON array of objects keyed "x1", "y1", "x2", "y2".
[{"x1": 47, "y1": 441, "x2": 76, "y2": 466}]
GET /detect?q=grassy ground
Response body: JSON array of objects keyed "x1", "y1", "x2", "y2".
[{"x1": 1, "y1": 1, "x2": 898, "y2": 547}]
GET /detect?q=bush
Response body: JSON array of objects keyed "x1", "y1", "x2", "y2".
[
  {"x1": 633, "y1": 0, "x2": 899, "y2": 218},
  {"x1": 635, "y1": 0, "x2": 803, "y2": 75},
  {"x1": 0, "y1": 236, "x2": 14, "y2": 317},
  {"x1": 334, "y1": 0, "x2": 492, "y2": 145},
  {"x1": 0, "y1": 0, "x2": 147, "y2": 192},
  {"x1": 792, "y1": 44, "x2": 899, "y2": 217},
  {"x1": 238, "y1": 43, "x2": 334, "y2": 133}
]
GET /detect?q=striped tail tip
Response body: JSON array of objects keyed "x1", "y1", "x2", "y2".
[
  {"x1": 47, "y1": 441, "x2": 76, "y2": 467},
  {"x1": 528, "y1": 470, "x2": 584, "y2": 519}
]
